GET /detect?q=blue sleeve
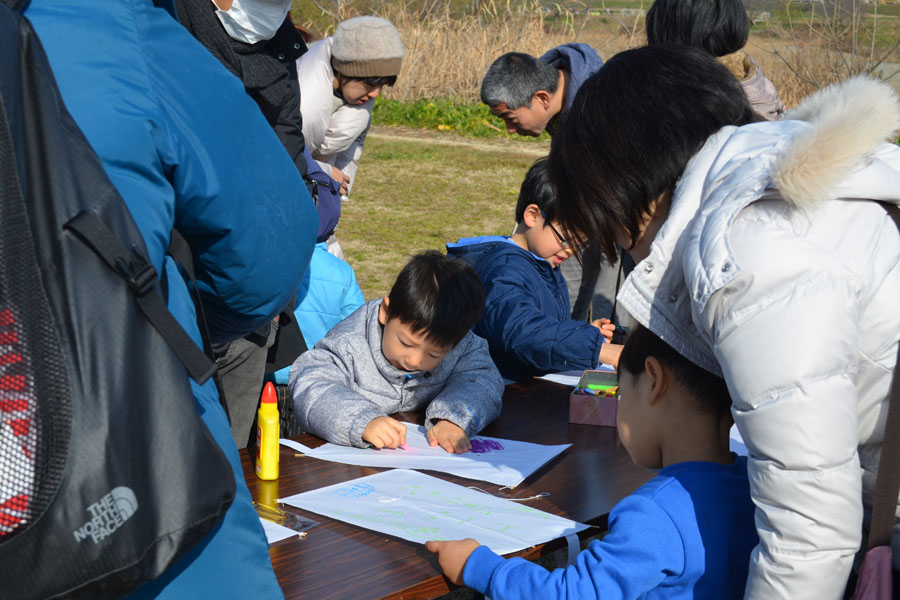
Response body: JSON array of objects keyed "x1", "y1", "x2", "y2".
[
  {"x1": 341, "y1": 269, "x2": 366, "y2": 319},
  {"x1": 478, "y1": 260, "x2": 603, "y2": 376},
  {"x1": 463, "y1": 494, "x2": 684, "y2": 600},
  {"x1": 147, "y1": 14, "x2": 317, "y2": 343}
]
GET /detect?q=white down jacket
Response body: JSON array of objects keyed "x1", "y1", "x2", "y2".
[
  {"x1": 296, "y1": 36, "x2": 372, "y2": 192},
  {"x1": 617, "y1": 77, "x2": 900, "y2": 598}
]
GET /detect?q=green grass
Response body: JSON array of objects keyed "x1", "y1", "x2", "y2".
[
  {"x1": 373, "y1": 97, "x2": 550, "y2": 141},
  {"x1": 338, "y1": 131, "x2": 549, "y2": 299}
]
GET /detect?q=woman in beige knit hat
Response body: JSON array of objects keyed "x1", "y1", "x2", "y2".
[{"x1": 297, "y1": 16, "x2": 404, "y2": 256}]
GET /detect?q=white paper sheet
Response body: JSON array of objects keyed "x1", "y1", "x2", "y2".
[
  {"x1": 538, "y1": 370, "x2": 584, "y2": 387},
  {"x1": 260, "y1": 517, "x2": 301, "y2": 544},
  {"x1": 280, "y1": 469, "x2": 588, "y2": 555},
  {"x1": 281, "y1": 423, "x2": 569, "y2": 488},
  {"x1": 539, "y1": 364, "x2": 616, "y2": 387}
]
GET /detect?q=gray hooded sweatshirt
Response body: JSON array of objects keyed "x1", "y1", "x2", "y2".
[{"x1": 289, "y1": 299, "x2": 504, "y2": 447}]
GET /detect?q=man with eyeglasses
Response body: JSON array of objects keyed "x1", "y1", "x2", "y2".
[{"x1": 447, "y1": 158, "x2": 622, "y2": 383}]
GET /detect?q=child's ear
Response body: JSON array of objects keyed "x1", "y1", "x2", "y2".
[
  {"x1": 644, "y1": 356, "x2": 670, "y2": 405},
  {"x1": 522, "y1": 204, "x2": 541, "y2": 228},
  {"x1": 378, "y1": 297, "x2": 390, "y2": 326}
]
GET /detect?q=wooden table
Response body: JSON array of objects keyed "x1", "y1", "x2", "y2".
[{"x1": 240, "y1": 379, "x2": 652, "y2": 600}]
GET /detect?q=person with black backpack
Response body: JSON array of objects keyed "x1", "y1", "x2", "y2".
[{"x1": 3, "y1": 0, "x2": 317, "y2": 597}]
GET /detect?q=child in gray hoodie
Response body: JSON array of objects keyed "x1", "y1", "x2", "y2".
[{"x1": 289, "y1": 251, "x2": 504, "y2": 453}]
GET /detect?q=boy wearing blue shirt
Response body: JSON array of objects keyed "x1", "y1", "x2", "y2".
[
  {"x1": 427, "y1": 325, "x2": 758, "y2": 599},
  {"x1": 446, "y1": 158, "x2": 620, "y2": 381}
]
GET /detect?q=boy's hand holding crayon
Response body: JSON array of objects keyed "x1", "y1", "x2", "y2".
[
  {"x1": 362, "y1": 416, "x2": 407, "y2": 449},
  {"x1": 427, "y1": 419, "x2": 471, "y2": 454},
  {"x1": 425, "y1": 538, "x2": 480, "y2": 585}
]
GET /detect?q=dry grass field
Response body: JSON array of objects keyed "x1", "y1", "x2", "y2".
[{"x1": 293, "y1": 0, "x2": 900, "y2": 107}]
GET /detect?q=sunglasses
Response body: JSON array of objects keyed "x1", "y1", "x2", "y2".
[{"x1": 540, "y1": 209, "x2": 570, "y2": 249}]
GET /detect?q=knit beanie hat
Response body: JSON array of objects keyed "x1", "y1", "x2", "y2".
[{"x1": 331, "y1": 16, "x2": 405, "y2": 78}]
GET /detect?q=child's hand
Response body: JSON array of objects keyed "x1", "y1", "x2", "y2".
[
  {"x1": 362, "y1": 416, "x2": 407, "y2": 449},
  {"x1": 599, "y1": 342, "x2": 623, "y2": 369},
  {"x1": 425, "y1": 538, "x2": 480, "y2": 586},
  {"x1": 427, "y1": 420, "x2": 471, "y2": 454},
  {"x1": 592, "y1": 318, "x2": 616, "y2": 342},
  {"x1": 591, "y1": 318, "x2": 616, "y2": 342}
]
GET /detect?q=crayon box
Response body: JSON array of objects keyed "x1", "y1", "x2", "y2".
[{"x1": 569, "y1": 370, "x2": 618, "y2": 427}]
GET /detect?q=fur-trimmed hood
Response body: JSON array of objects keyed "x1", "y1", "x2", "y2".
[{"x1": 774, "y1": 76, "x2": 900, "y2": 208}]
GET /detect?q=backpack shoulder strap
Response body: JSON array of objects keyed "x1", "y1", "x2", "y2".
[
  {"x1": 64, "y1": 211, "x2": 217, "y2": 384},
  {"x1": 0, "y1": 0, "x2": 30, "y2": 13},
  {"x1": 167, "y1": 227, "x2": 216, "y2": 360}
]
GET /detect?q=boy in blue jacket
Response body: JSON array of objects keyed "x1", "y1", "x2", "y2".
[
  {"x1": 427, "y1": 324, "x2": 758, "y2": 599},
  {"x1": 447, "y1": 158, "x2": 620, "y2": 382}
]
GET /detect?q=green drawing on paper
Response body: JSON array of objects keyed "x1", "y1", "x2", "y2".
[{"x1": 282, "y1": 470, "x2": 589, "y2": 556}]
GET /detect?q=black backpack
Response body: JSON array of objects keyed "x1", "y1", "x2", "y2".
[{"x1": 0, "y1": 1, "x2": 236, "y2": 597}]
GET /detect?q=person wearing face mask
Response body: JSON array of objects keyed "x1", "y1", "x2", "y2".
[
  {"x1": 175, "y1": 0, "x2": 308, "y2": 174},
  {"x1": 296, "y1": 16, "x2": 404, "y2": 256}
]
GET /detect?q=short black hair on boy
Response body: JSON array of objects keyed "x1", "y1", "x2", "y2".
[
  {"x1": 646, "y1": 0, "x2": 750, "y2": 57},
  {"x1": 514, "y1": 157, "x2": 558, "y2": 224},
  {"x1": 619, "y1": 325, "x2": 731, "y2": 418},
  {"x1": 549, "y1": 45, "x2": 757, "y2": 263},
  {"x1": 384, "y1": 250, "x2": 485, "y2": 348},
  {"x1": 481, "y1": 52, "x2": 560, "y2": 110}
]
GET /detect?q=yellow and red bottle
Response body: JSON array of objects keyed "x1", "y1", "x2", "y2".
[{"x1": 255, "y1": 382, "x2": 279, "y2": 480}]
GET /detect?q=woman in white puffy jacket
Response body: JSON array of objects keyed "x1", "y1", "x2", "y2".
[
  {"x1": 296, "y1": 16, "x2": 403, "y2": 201},
  {"x1": 550, "y1": 45, "x2": 900, "y2": 598}
]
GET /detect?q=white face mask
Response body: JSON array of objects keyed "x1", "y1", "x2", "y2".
[{"x1": 213, "y1": 0, "x2": 292, "y2": 45}]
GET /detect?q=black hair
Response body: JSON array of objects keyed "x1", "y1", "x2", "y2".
[
  {"x1": 384, "y1": 251, "x2": 485, "y2": 347},
  {"x1": 515, "y1": 157, "x2": 558, "y2": 223},
  {"x1": 646, "y1": 0, "x2": 750, "y2": 57},
  {"x1": 338, "y1": 74, "x2": 398, "y2": 87},
  {"x1": 620, "y1": 325, "x2": 731, "y2": 417},
  {"x1": 549, "y1": 45, "x2": 757, "y2": 263},
  {"x1": 480, "y1": 52, "x2": 560, "y2": 110}
]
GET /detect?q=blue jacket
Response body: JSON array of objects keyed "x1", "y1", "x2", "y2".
[
  {"x1": 464, "y1": 457, "x2": 758, "y2": 599},
  {"x1": 446, "y1": 237, "x2": 603, "y2": 382},
  {"x1": 539, "y1": 43, "x2": 604, "y2": 111},
  {"x1": 26, "y1": 1, "x2": 317, "y2": 597},
  {"x1": 274, "y1": 242, "x2": 365, "y2": 384}
]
